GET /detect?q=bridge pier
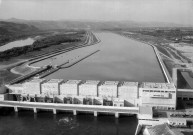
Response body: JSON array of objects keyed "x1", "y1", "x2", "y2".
[
  {"x1": 115, "y1": 112, "x2": 119, "y2": 118},
  {"x1": 73, "y1": 110, "x2": 77, "y2": 115},
  {"x1": 14, "y1": 106, "x2": 18, "y2": 112},
  {"x1": 33, "y1": 108, "x2": 37, "y2": 113},
  {"x1": 94, "y1": 111, "x2": 98, "y2": 117},
  {"x1": 53, "y1": 109, "x2": 57, "y2": 114}
]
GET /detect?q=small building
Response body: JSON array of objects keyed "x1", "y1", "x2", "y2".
[
  {"x1": 118, "y1": 82, "x2": 138, "y2": 106},
  {"x1": 98, "y1": 81, "x2": 119, "y2": 98},
  {"x1": 23, "y1": 79, "x2": 46, "y2": 95},
  {"x1": 139, "y1": 83, "x2": 177, "y2": 110},
  {"x1": 79, "y1": 80, "x2": 100, "y2": 97},
  {"x1": 60, "y1": 80, "x2": 81, "y2": 96},
  {"x1": 41, "y1": 79, "x2": 63, "y2": 96}
]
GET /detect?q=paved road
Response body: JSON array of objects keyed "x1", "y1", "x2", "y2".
[{"x1": 0, "y1": 101, "x2": 139, "y2": 114}]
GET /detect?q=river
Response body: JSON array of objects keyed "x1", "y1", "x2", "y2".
[
  {"x1": 0, "y1": 38, "x2": 35, "y2": 52},
  {"x1": 33, "y1": 32, "x2": 165, "y2": 83},
  {"x1": 0, "y1": 109, "x2": 137, "y2": 135}
]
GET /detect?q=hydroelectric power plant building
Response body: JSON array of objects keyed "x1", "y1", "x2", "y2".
[
  {"x1": 139, "y1": 82, "x2": 176, "y2": 110},
  {"x1": 5, "y1": 78, "x2": 177, "y2": 110}
]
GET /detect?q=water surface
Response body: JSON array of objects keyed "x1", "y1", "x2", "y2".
[
  {"x1": 40, "y1": 32, "x2": 165, "y2": 82},
  {"x1": 0, "y1": 38, "x2": 35, "y2": 52},
  {"x1": 0, "y1": 109, "x2": 137, "y2": 135}
]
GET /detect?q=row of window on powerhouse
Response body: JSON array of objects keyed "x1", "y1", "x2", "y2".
[
  {"x1": 142, "y1": 90, "x2": 175, "y2": 93},
  {"x1": 151, "y1": 105, "x2": 175, "y2": 110}
]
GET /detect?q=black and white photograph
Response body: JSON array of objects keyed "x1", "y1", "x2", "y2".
[{"x1": 0, "y1": 0, "x2": 193, "y2": 135}]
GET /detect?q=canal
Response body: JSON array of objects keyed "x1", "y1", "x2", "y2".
[{"x1": 32, "y1": 32, "x2": 165, "y2": 83}]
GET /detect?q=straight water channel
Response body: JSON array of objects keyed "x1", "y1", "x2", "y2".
[{"x1": 32, "y1": 32, "x2": 165, "y2": 83}]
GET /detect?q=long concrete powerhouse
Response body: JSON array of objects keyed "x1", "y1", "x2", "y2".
[{"x1": 1, "y1": 78, "x2": 177, "y2": 116}]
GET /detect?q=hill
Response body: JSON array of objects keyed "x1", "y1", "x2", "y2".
[
  {"x1": 0, "y1": 21, "x2": 39, "y2": 35},
  {"x1": 0, "y1": 21, "x2": 40, "y2": 46},
  {"x1": 3, "y1": 19, "x2": 191, "y2": 30}
]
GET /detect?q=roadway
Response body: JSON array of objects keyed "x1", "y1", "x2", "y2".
[{"x1": 0, "y1": 101, "x2": 139, "y2": 114}]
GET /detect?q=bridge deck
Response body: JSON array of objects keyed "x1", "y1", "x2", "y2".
[{"x1": 0, "y1": 101, "x2": 139, "y2": 114}]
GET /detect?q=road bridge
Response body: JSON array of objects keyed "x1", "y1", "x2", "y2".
[{"x1": 0, "y1": 101, "x2": 139, "y2": 118}]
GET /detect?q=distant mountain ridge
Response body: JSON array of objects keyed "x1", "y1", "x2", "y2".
[
  {"x1": 1, "y1": 18, "x2": 192, "y2": 30},
  {"x1": 0, "y1": 21, "x2": 39, "y2": 35}
]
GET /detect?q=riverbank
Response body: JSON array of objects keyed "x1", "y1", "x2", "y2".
[
  {"x1": 114, "y1": 32, "x2": 172, "y2": 83},
  {"x1": 7, "y1": 31, "x2": 100, "y2": 81},
  {"x1": 0, "y1": 31, "x2": 91, "y2": 85},
  {"x1": 0, "y1": 31, "x2": 86, "y2": 60},
  {"x1": 116, "y1": 31, "x2": 193, "y2": 77}
]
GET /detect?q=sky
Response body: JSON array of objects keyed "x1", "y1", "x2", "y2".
[{"x1": 0, "y1": 0, "x2": 193, "y2": 25}]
